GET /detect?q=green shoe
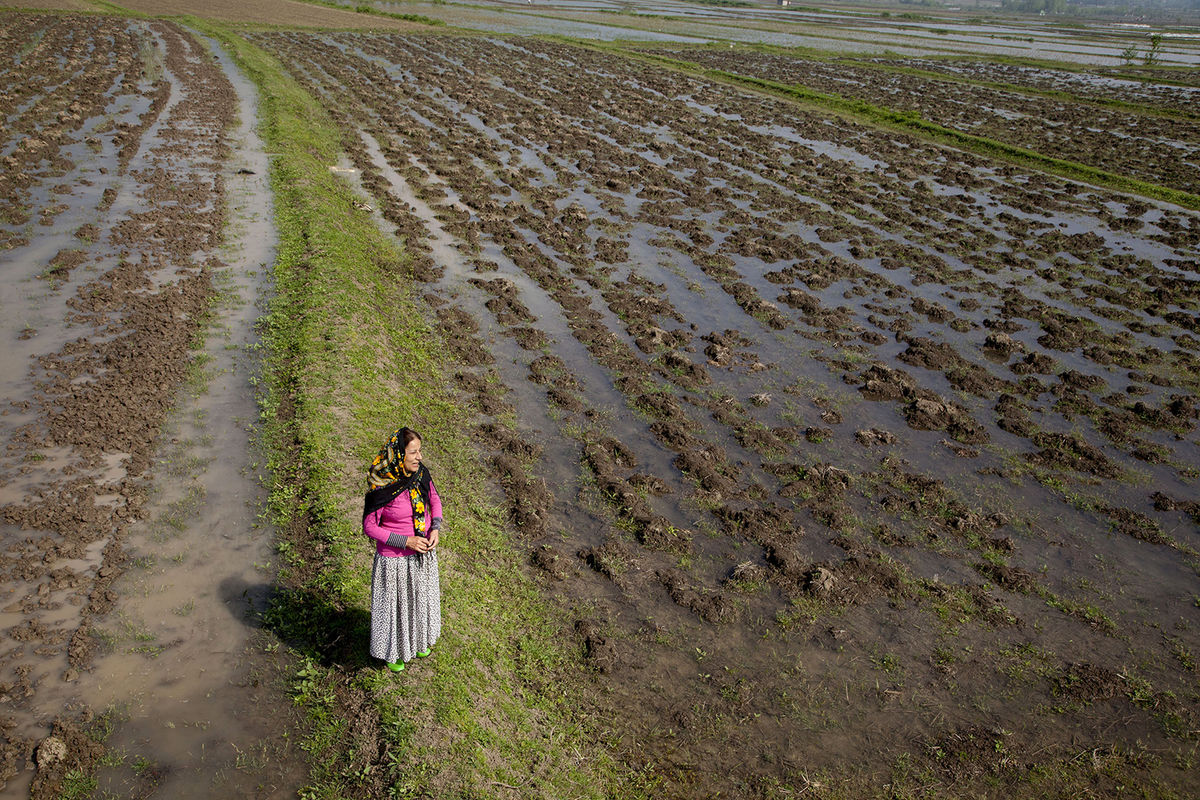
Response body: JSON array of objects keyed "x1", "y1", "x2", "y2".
[
  {"x1": 416, "y1": 648, "x2": 431, "y2": 658},
  {"x1": 387, "y1": 661, "x2": 404, "y2": 672}
]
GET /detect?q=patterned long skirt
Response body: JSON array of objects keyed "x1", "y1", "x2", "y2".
[{"x1": 369, "y1": 551, "x2": 441, "y2": 665}]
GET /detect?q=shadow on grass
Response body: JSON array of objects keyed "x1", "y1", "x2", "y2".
[{"x1": 222, "y1": 577, "x2": 374, "y2": 670}]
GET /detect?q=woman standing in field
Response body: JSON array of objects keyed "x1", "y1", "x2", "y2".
[{"x1": 362, "y1": 426, "x2": 442, "y2": 672}]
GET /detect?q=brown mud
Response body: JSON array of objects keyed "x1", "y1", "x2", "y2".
[
  {"x1": 100, "y1": 0, "x2": 428, "y2": 29},
  {"x1": 637, "y1": 46, "x2": 1200, "y2": 196},
  {"x1": 252, "y1": 31, "x2": 1200, "y2": 797},
  {"x1": 1, "y1": 15, "x2": 300, "y2": 798},
  {"x1": 870, "y1": 56, "x2": 1200, "y2": 114}
]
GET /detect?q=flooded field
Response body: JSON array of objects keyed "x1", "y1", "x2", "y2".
[
  {"x1": 2, "y1": 3, "x2": 1199, "y2": 797},
  {"x1": 639, "y1": 45, "x2": 1200, "y2": 195},
  {"x1": 0, "y1": 13, "x2": 300, "y2": 797},
  {"x1": 250, "y1": 30, "x2": 1200, "y2": 796},
  {"x1": 357, "y1": 0, "x2": 1200, "y2": 66}
]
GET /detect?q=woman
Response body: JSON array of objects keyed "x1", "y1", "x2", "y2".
[{"x1": 362, "y1": 426, "x2": 442, "y2": 672}]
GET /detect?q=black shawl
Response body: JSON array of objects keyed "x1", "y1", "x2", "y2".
[{"x1": 362, "y1": 463, "x2": 432, "y2": 520}]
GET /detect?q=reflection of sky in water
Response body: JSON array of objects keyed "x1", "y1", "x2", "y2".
[
  {"x1": 357, "y1": 0, "x2": 1200, "y2": 65},
  {"x1": 914, "y1": 60, "x2": 1200, "y2": 105}
]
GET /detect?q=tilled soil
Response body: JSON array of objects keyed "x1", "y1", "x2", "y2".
[
  {"x1": 871, "y1": 56, "x2": 1200, "y2": 112},
  {"x1": 639, "y1": 46, "x2": 1200, "y2": 196},
  {"x1": 253, "y1": 31, "x2": 1199, "y2": 796},
  {"x1": 0, "y1": 13, "x2": 252, "y2": 796}
]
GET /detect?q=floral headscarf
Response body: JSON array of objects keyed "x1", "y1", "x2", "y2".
[
  {"x1": 362, "y1": 427, "x2": 432, "y2": 535},
  {"x1": 368, "y1": 426, "x2": 415, "y2": 490}
]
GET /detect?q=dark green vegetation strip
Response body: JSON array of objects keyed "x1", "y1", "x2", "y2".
[
  {"x1": 652, "y1": 42, "x2": 1199, "y2": 121},
  {"x1": 833, "y1": 55, "x2": 1200, "y2": 123},
  {"x1": 88, "y1": 0, "x2": 151, "y2": 17},
  {"x1": 618, "y1": 47, "x2": 1200, "y2": 211},
  {"x1": 298, "y1": 0, "x2": 445, "y2": 27},
  {"x1": 192, "y1": 19, "x2": 634, "y2": 799}
]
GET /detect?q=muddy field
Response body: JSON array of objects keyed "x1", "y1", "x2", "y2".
[
  {"x1": 0, "y1": 13, "x2": 302, "y2": 797},
  {"x1": 246, "y1": 31, "x2": 1200, "y2": 795},
  {"x1": 354, "y1": 0, "x2": 1200, "y2": 66},
  {"x1": 639, "y1": 46, "x2": 1200, "y2": 195},
  {"x1": 867, "y1": 57, "x2": 1200, "y2": 107},
  {"x1": 2, "y1": 9, "x2": 1199, "y2": 798}
]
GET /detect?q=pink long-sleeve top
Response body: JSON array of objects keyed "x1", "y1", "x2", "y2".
[{"x1": 363, "y1": 480, "x2": 442, "y2": 557}]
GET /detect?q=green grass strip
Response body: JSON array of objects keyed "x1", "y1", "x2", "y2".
[
  {"x1": 604, "y1": 45, "x2": 1200, "y2": 211},
  {"x1": 636, "y1": 42, "x2": 1199, "y2": 121},
  {"x1": 296, "y1": 0, "x2": 445, "y2": 27},
  {"x1": 84, "y1": 0, "x2": 151, "y2": 17},
  {"x1": 834, "y1": 54, "x2": 1200, "y2": 122},
  {"x1": 190, "y1": 18, "x2": 640, "y2": 799}
]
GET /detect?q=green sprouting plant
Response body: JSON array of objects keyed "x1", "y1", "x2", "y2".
[
  {"x1": 871, "y1": 650, "x2": 903, "y2": 677},
  {"x1": 1143, "y1": 34, "x2": 1163, "y2": 67},
  {"x1": 57, "y1": 769, "x2": 98, "y2": 800}
]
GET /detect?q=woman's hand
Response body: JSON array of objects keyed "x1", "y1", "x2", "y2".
[
  {"x1": 427, "y1": 529, "x2": 439, "y2": 549},
  {"x1": 408, "y1": 535, "x2": 432, "y2": 554}
]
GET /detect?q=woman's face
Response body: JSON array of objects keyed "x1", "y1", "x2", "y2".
[{"x1": 402, "y1": 438, "x2": 422, "y2": 473}]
